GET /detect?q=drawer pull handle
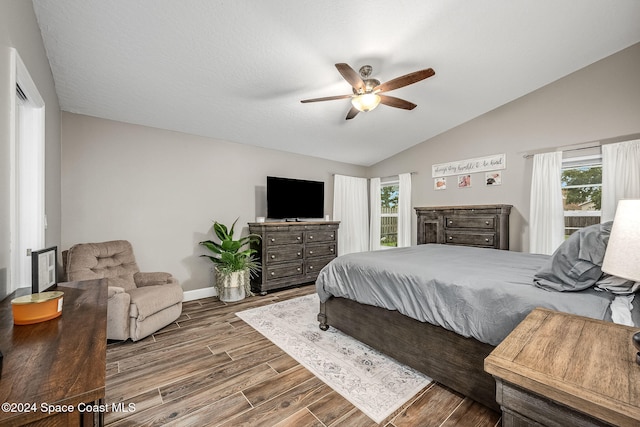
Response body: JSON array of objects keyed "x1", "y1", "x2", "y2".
[
  {"x1": 309, "y1": 251, "x2": 313, "y2": 254},
  {"x1": 449, "y1": 220, "x2": 453, "y2": 225},
  {"x1": 309, "y1": 235, "x2": 314, "y2": 239},
  {"x1": 485, "y1": 238, "x2": 489, "y2": 242},
  {"x1": 330, "y1": 234, "x2": 334, "y2": 238},
  {"x1": 270, "y1": 272, "x2": 275, "y2": 276},
  {"x1": 309, "y1": 266, "x2": 314, "y2": 270},
  {"x1": 297, "y1": 236, "x2": 301, "y2": 240},
  {"x1": 271, "y1": 255, "x2": 276, "y2": 259},
  {"x1": 271, "y1": 238, "x2": 275, "y2": 242},
  {"x1": 330, "y1": 248, "x2": 334, "y2": 252},
  {"x1": 449, "y1": 236, "x2": 453, "y2": 240},
  {"x1": 297, "y1": 267, "x2": 301, "y2": 272},
  {"x1": 297, "y1": 252, "x2": 301, "y2": 256},
  {"x1": 485, "y1": 221, "x2": 490, "y2": 225}
]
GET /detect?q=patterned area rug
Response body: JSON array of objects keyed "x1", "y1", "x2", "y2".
[{"x1": 236, "y1": 294, "x2": 432, "y2": 424}]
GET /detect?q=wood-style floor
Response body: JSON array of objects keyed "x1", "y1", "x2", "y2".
[{"x1": 105, "y1": 285, "x2": 501, "y2": 426}]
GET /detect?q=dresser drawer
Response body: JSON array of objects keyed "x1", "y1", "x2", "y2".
[
  {"x1": 445, "y1": 232, "x2": 495, "y2": 247},
  {"x1": 305, "y1": 243, "x2": 336, "y2": 258},
  {"x1": 445, "y1": 216, "x2": 495, "y2": 230},
  {"x1": 305, "y1": 257, "x2": 334, "y2": 275},
  {"x1": 249, "y1": 221, "x2": 340, "y2": 294},
  {"x1": 266, "y1": 261, "x2": 304, "y2": 281},
  {"x1": 266, "y1": 246, "x2": 303, "y2": 263},
  {"x1": 305, "y1": 230, "x2": 337, "y2": 243},
  {"x1": 265, "y1": 232, "x2": 303, "y2": 246},
  {"x1": 416, "y1": 205, "x2": 510, "y2": 250}
]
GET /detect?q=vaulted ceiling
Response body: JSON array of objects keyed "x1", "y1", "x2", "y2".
[{"x1": 32, "y1": 0, "x2": 640, "y2": 166}]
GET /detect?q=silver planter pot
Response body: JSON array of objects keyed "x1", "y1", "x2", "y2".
[{"x1": 215, "y1": 268, "x2": 249, "y2": 302}]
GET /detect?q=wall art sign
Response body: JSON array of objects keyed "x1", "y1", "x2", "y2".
[{"x1": 431, "y1": 153, "x2": 506, "y2": 178}]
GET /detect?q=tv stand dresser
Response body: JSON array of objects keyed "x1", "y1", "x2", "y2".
[{"x1": 248, "y1": 221, "x2": 339, "y2": 294}]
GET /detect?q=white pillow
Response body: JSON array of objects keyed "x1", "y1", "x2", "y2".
[{"x1": 610, "y1": 295, "x2": 635, "y2": 326}]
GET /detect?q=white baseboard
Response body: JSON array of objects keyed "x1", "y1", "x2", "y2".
[{"x1": 183, "y1": 286, "x2": 217, "y2": 302}]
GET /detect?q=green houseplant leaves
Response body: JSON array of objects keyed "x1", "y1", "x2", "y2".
[{"x1": 199, "y1": 218, "x2": 261, "y2": 277}]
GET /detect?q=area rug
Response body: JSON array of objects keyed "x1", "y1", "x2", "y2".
[{"x1": 236, "y1": 294, "x2": 432, "y2": 424}]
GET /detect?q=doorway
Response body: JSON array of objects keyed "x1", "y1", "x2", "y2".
[{"x1": 9, "y1": 49, "x2": 45, "y2": 293}]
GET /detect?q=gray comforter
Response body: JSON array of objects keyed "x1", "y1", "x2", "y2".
[{"x1": 316, "y1": 244, "x2": 614, "y2": 346}]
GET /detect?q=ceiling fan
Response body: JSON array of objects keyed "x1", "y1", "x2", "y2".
[{"x1": 301, "y1": 63, "x2": 435, "y2": 120}]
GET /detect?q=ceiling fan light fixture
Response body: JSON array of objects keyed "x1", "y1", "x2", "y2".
[
  {"x1": 300, "y1": 63, "x2": 435, "y2": 119},
  {"x1": 351, "y1": 93, "x2": 381, "y2": 112}
]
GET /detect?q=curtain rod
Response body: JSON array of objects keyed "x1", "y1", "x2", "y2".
[
  {"x1": 331, "y1": 171, "x2": 417, "y2": 177},
  {"x1": 522, "y1": 144, "x2": 601, "y2": 159},
  {"x1": 522, "y1": 133, "x2": 640, "y2": 159}
]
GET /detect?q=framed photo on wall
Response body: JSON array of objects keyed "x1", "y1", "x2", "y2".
[
  {"x1": 457, "y1": 174, "x2": 471, "y2": 188},
  {"x1": 485, "y1": 172, "x2": 502, "y2": 186},
  {"x1": 31, "y1": 246, "x2": 58, "y2": 293}
]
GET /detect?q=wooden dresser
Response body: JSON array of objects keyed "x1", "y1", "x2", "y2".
[
  {"x1": 248, "y1": 221, "x2": 339, "y2": 294},
  {"x1": 415, "y1": 204, "x2": 511, "y2": 250},
  {"x1": 485, "y1": 308, "x2": 640, "y2": 427},
  {"x1": 0, "y1": 279, "x2": 107, "y2": 427}
]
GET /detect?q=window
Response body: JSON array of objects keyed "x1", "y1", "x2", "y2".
[
  {"x1": 379, "y1": 181, "x2": 399, "y2": 247},
  {"x1": 561, "y1": 154, "x2": 602, "y2": 238},
  {"x1": 9, "y1": 49, "x2": 46, "y2": 293}
]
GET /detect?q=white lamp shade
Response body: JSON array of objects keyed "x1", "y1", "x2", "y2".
[
  {"x1": 602, "y1": 199, "x2": 640, "y2": 282},
  {"x1": 351, "y1": 93, "x2": 381, "y2": 112}
]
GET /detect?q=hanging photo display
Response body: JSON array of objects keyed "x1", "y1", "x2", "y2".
[
  {"x1": 432, "y1": 153, "x2": 506, "y2": 178},
  {"x1": 485, "y1": 171, "x2": 502, "y2": 186},
  {"x1": 457, "y1": 175, "x2": 472, "y2": 188}
]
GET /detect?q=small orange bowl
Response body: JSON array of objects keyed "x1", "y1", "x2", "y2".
[{"x1": 11, "y1": 291, "x2": 64, "y2": 325}]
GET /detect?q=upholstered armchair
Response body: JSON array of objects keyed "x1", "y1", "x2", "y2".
[{"x1": 64, "y1": 240, "x2": 183, "y2": 341}]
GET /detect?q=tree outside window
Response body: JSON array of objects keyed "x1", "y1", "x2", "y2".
[
  {"x1": 561, "y1": 162, "x2": 601, "y2": 238},
  {"x1": 380, "y1": 183, "x2": 399, "y2": 247}
]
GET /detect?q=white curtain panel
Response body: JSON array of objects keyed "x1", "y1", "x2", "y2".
[
  {"x1": 369, "y1": 177, "x2": 381, "y2": 251},
  {"x1": 529, "y1": 151, "x2": 564, "y2": 255},
  {"x1": 397, "y1": 173, "x2": 412, "y2": 247},
  {"x1": 333, "y1": 174, "x2": 369, "y2": 255},
  {"x1": 601, "y1": 139, "x2": 640, "y2": 222}
]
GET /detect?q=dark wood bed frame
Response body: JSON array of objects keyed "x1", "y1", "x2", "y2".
[
  {"x1": 316, "y1": 205, "x2": 513, "y2": 411},
  {"x1": 318, "y1": 296, "x2": 499, "y2": 412}
]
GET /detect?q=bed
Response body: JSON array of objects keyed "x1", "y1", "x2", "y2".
[{"x1": 316, "y1": 222, "x2": 639, "y2": 411}]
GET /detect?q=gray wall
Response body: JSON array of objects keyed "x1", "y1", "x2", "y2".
[
  {"x1": 61, "y1": 113, "x2": 366, "y2": 291},
  {"x1": 368, "y1": 43, "x2": 640, "y2": 252},
  {"x1": 0, "y1": 1, "x2": 61, "y2": 298}
]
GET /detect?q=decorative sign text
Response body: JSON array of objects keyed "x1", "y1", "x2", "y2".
[{"x1": 432, "y1": 153, "x2": 506, "y2": 178}]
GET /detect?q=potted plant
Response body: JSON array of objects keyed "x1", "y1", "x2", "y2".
[{"x1": 199, "y1": 219, "x2": 261, "y2": 302}]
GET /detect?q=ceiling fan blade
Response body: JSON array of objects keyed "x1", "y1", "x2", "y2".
[
  {"x1": 300, "y1": 94, "x2": 353, "y2": 103},
  {"x1": 345, "y1": 106, "x2": 360, "y2": 120},
  {"x1": 379, "y1": 95, "x2": 417, "y2": 110},
  {"x1": 375, "y1": 68, "x2": 435, "y2": 93},
  {"x1": 335, "y1": 63, "x2": 366, "y2": 93}
]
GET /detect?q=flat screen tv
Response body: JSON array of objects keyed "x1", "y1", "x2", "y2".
[{"x1": 267, "y1": 176, "x2": 324, "y2": 220}]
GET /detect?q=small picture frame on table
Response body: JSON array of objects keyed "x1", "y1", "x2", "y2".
[{"x1": 31, "y1": 246, "x2": 58, "y2": 293}]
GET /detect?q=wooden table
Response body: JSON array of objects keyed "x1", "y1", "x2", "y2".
[
  {"x1": 485, "y1": 307, "x2": 640, "y2": 427},
  {"x1": 0, "y1": 280, "x2": 107, "y2": 426}
]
